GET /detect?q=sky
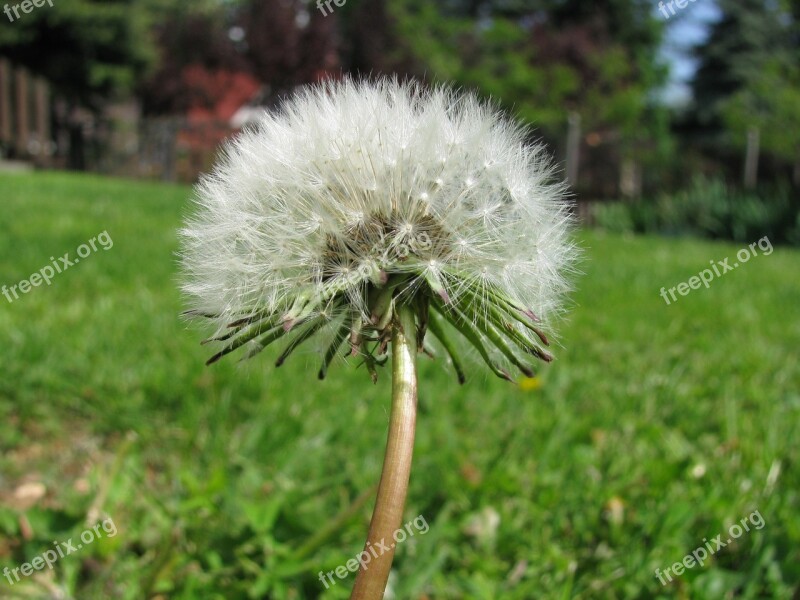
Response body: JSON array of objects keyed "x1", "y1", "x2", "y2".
[{"x1": 659, "y1": 0, "x2": 723, "y2": 105}]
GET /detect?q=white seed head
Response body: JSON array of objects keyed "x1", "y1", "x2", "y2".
[{"x1": 180, "y1": 78, "x2": 577, "y2": 371}]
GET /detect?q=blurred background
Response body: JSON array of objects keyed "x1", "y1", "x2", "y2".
[
  {"x1": 0, "y1": 0, "x2": 798, "y2": 197},
  {"x1": 1, "y1": 1, "x2": 799, "y2": 599}
]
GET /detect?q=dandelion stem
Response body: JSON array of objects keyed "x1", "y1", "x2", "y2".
[{"x1": 350, "y1": 303, "x2": 418, "y2": 600}]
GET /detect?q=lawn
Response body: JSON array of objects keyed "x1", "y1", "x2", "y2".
[{"x1": 0, "y1": 171, "x2": 798, "y2": 599}]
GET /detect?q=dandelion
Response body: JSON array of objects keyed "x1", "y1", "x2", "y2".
[{"x1": 180, "y1": 78, "x2": 577, "y2": 599}]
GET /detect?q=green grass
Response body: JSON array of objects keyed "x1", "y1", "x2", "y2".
[{"x1": 0, "y1": 171, "x2": 798, "y2": 599}]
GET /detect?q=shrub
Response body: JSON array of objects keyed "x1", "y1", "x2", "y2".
[{"x1": 591, "y1": 177, "x2": 800, "y2": 245}]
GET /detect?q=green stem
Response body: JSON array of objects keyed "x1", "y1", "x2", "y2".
[{"x1": 350, "y1": 304, "x2": 418, "y2": 600}]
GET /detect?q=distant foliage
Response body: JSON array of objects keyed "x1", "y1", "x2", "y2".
[
  {"x1": 688, "y1": 0, "x2": 800, "y2": 173},
  {"x1": 384, "y1": 0, "x2": 669, "y2": 145},
  {"x1": 0, "y1": 0, "x2": 159, "y2": 106},
  {"x1": 140, "y1": 0, "x2": 340, "y2": 116},
  {"x1": 592, "y1": 178, "x2": 800, "y2": 245}
]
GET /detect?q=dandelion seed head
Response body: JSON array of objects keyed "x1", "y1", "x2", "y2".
[{"x1": 180, "y1": 78, "x2": 577, "y2": 375}]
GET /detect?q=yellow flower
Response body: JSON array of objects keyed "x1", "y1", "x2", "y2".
[{"x1": 519, "y1": 376, "x2": 543, "y2": 391}]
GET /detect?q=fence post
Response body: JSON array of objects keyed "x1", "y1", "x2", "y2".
[
  {"x1": 161, "y1": 118, "x2": 178, "y2": 182},
  {"x1": 743, "y1": 126, "x2": 759, "y2": 190},
  {"x1": 0, "y1": 59, "x2": 11, "y2": 150},
  {"x1": 565, "y1": 112, "x2": 581, "y2": 187},
  {"x1": 14, "y1": 67, "x2": 29, "y2": 157},
  {"x1": 619, "y1": 157, "x2": 641, "y2": 200},
  {"x1": 34, "y1": 76, "x2": 49, "y2": 159}
]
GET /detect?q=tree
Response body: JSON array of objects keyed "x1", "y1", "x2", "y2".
[
  {"x1": 691, "y1": 0, "x2": 794, "y2": 131},
  {"x1": 140, "y1": 0, "x2": 342, "y2": 115},
  {"x1": 690, "y1": 0, "x2": 800, "y2": 179},
  {"x1": 0, "y1": 0, "x2": 171, "y2": 107},
  {"x1": 364, "y1": 0, "x2": 670, "y2": 195},
  {"x1": 374, "y1": 0, "x2": 667, "y2": 132},
  {"x1": 241, "y1": 0, "x2": 339, "y2": 93}
]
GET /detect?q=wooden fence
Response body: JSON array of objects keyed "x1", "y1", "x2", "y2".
[{"x1": 0, "y1": 58, "x2": 52, "y2": 164}]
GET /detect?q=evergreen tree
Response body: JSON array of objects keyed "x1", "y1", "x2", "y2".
[
  {"x1": 690, "y1": 0, "x2": 799, "y2": 175},
  {"x1": 691, "y1": 0, "x2": 793, "y2": 129}
]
